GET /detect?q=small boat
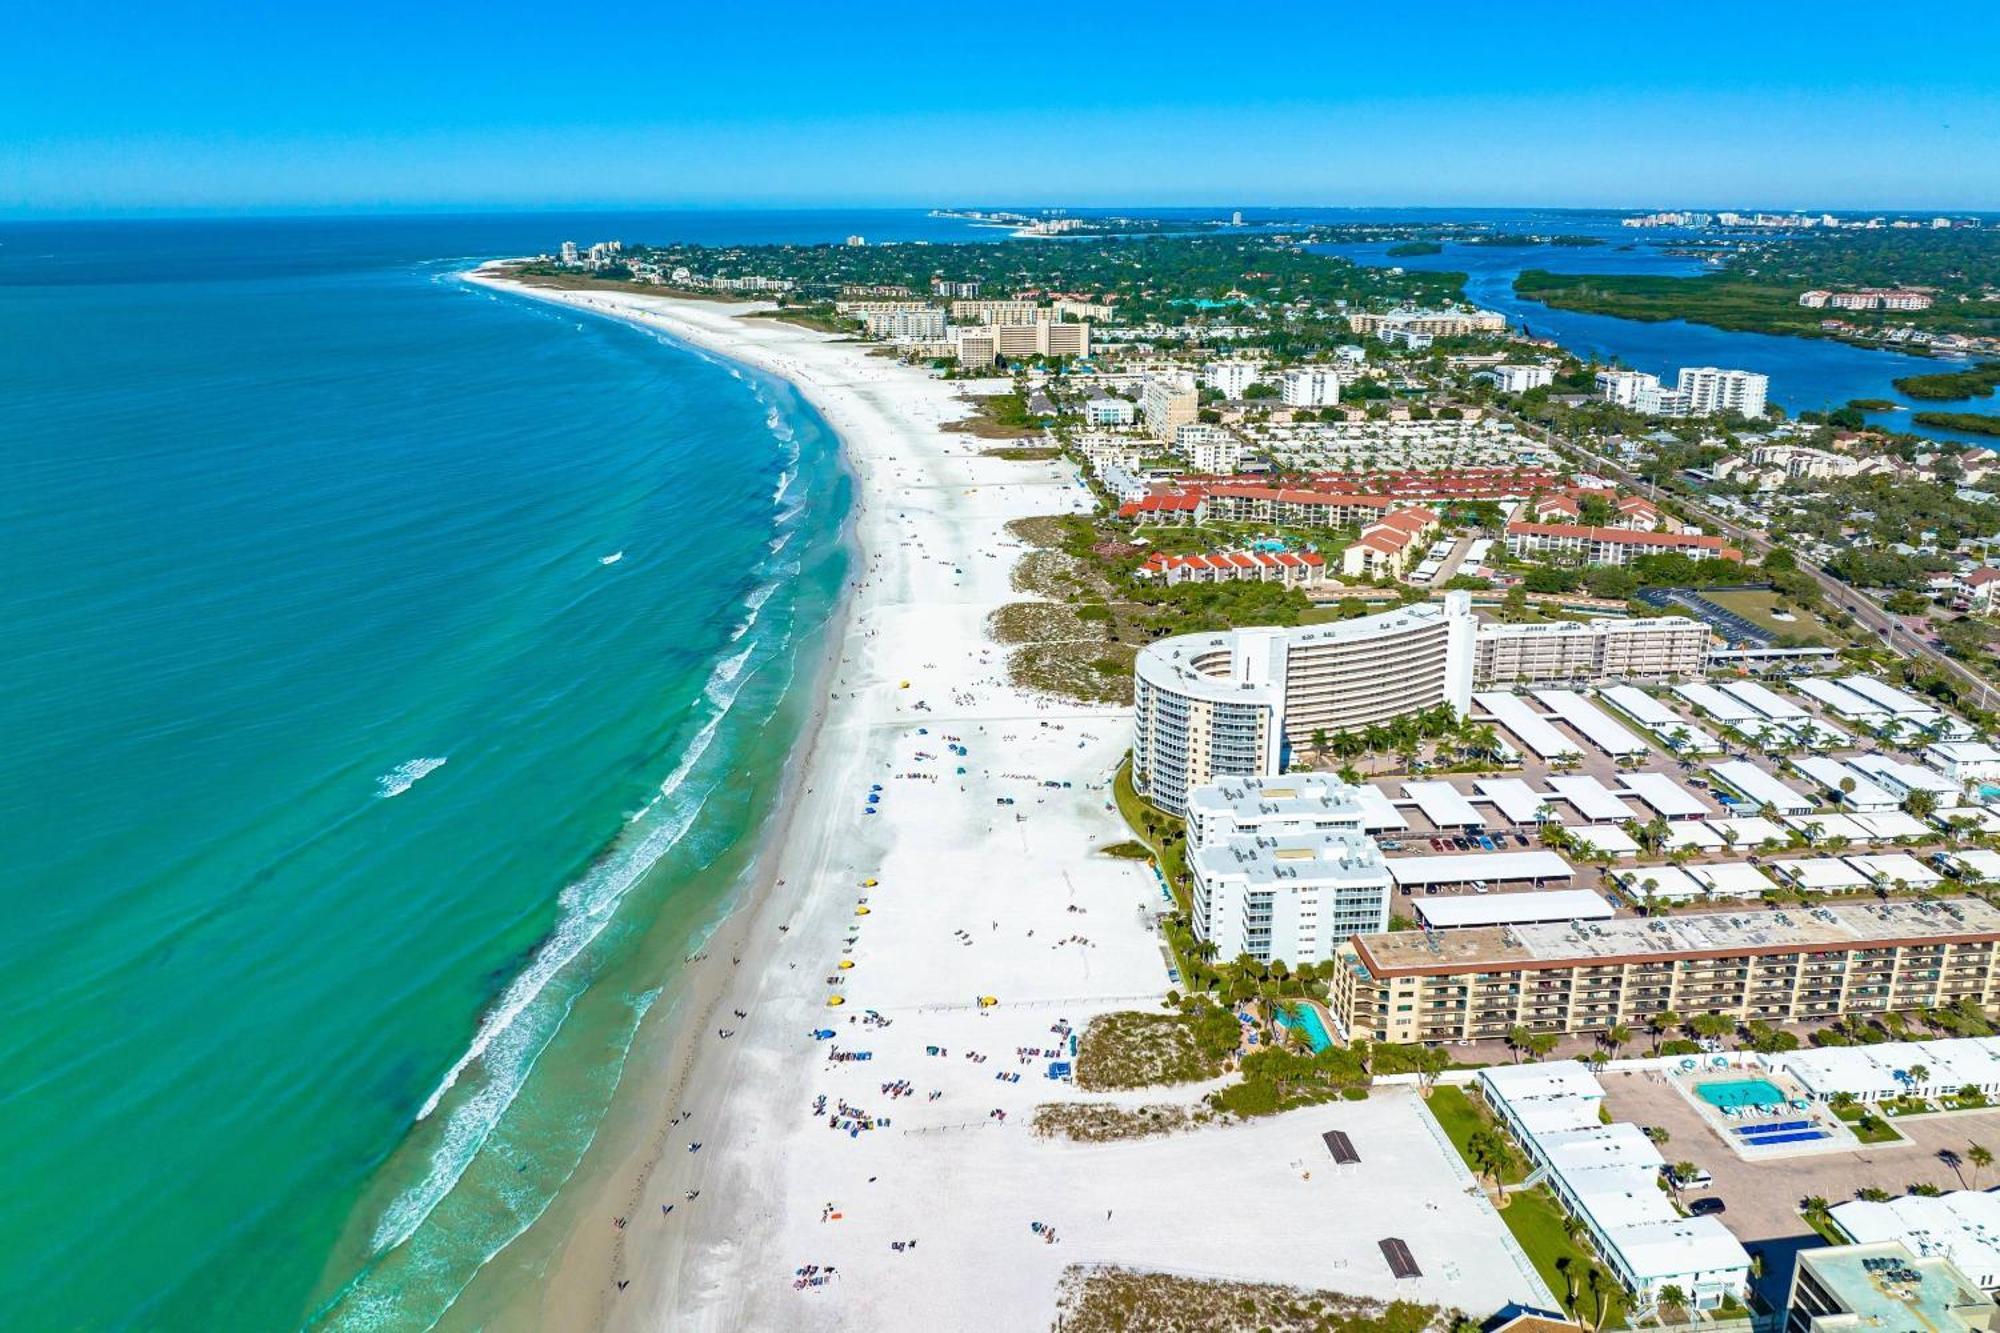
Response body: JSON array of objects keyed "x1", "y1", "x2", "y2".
[{"x1": 599, "y1": 551, "x2": 624, "y2": 566}]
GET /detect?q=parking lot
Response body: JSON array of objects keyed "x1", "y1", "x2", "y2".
[{"x1": 1598, "y1": 1068, "x2": 2000, "y2": 1303}]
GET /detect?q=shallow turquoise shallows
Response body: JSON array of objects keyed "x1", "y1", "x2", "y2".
[
  {"x1": 1695, "y1": 1077, "x2": 1789, "y2": 1110},
  {"x1": 0, "y1": 216, "x2": 865, "y2": 1329}
]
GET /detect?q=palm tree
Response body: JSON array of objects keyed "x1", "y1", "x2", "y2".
[
  {"x1": 1972, "y1": 1143, "x2": 1994, "y2": 1188},
  {"x1": 1651, "y1": 1010, "x2": 1681, "y2": 1055},
  {"x1": 1603, "y1": 1023, "x2": 1632, "y2": 1059},
  {"x1": 1506, "y1": 1024, "x2": 1534, "y2": 1064}
]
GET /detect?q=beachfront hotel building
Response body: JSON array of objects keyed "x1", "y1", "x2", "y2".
[
  {"x1": 1329, "y1": 898, "x2": 2000, "y2": 1045},
  {"x1": 1184, "y1": 773, "x2": 1371, "y2": 848},
  {"x1": 1191, "y1": 830, "x2": 1392, "y2": 965},
  {"x1": 1131, "y1": 593, "x2": 1477, "y2": 814},
  {"x1": 1475, "y1": 616, "x2": 1712, "y2": 685}
]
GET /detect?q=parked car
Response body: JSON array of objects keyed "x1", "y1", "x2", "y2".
[{"x1": 1689, "y1": 1196, "x2": 1726, "y2": 1216}]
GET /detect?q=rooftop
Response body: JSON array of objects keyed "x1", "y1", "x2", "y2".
[{"x1": 1350, "y1": 897, "x2": 2000, "y2": 976}]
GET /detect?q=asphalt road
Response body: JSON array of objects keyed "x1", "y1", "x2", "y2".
[{"x1": 1520, "y1": 417, "x2": 2000, "y2": 711}]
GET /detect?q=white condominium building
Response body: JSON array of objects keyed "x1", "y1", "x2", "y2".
[
  {"x1": 1083, "y1": 396, "x2": 1136, "y2": 426},
  {"x1": 1132, "y1": 594, "x2": 1476, "y2": 814},
  {"x1": 1140, "y1": 373, "x2": 1199, "y2": 441},
  {"x1": 1676, "y1": 366, "x2": 1768, "y2": 418},
  {"x1": 859, "y1": 307, "x2": 947, "y2": 341},
  {"x1": 1191, "y1": 830, "x2": 1391, "y2": 965},
  {"x1": 1281, "y1": 366, "x2": 1341, "y2": 408},
  {"x1": 1475, "y1": 617, "x2": 1712, "y2": 685},
  {"x1": 1174, "y1": 423, "x2": 1243, "y2": 473},
  {"x1": 1484, "y1": 364, "x2": 1555, "y2": 393},
  {"x1": 1184, "y1": 773, "x2": 1371, "y2": 848},
  {"x1": 1202, "y1": 360, "x2": 1262, "y2": 399}
]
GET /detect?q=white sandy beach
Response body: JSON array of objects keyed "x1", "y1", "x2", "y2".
[{"x1": 459, "y1": 270, "x2": 1553, "y2": 1331}]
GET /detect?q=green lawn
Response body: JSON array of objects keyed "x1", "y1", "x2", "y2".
[
  {"x1": 1497, "y1": 1185, "x2": 1629, "y2": 1329},
  {"x1": 1702, "y1": 588, "x2": 1844, "y2": 646},
  {"x1": 1833, "y1": 1103, "x2": 1905, "y2": 1144},
  {"x1": 1425, "y1": 1086, "x2": 1528, "y2": 1184}
]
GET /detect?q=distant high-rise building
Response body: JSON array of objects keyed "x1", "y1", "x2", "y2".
[
  {"x1": 559, "y1": 240, "x2": 579, "y2": 265},
  {"x1": 1280, "y1": 366, "x2": 1341, "y2": 408},
  {"x1": 1201, "y1": 360, "x2": 1260, "y2": 399},
  {"x1": 1140, "y1": 374, "x2": 1199, "y2": 440},
  {"x1": 1676, "y1": 366, "x2": 1768, "y2": 418}
]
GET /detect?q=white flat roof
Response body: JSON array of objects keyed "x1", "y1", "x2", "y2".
[
  {"x1": 1852, "y1": 753, "x2": 1962, "y2": 798},
  {"x1": 1948, "y1": 849, "x2": 2000, "y2": 880},
  {"x1": 1722, "y1": 678, "x2": 1808, "y2": 721},
  {"x1": 1353, "y1": 784, "x2": 1410, "y2": 832},
  {"x1": 1839, "y1": 675, "x2": 1938, "y2": 718},
  {"x1": 1618, "y1": 864, "x2": 1706, "y2": 902},
  {"x1": 1690, "y1": 861, "x2": 1780, "y2": 898},
  {"x1": 1850, "y1": 811, "x2": 1931, "y2": 841},
  {"x1": 1771, "y1": 857, "x2": 1871, "y2": 890},
  {"x1": 1794, "y1": 675, "x2": 1888, "y2": 718},
  {"x1": 1387, "y1": 850, "x2": 1573, "y2": 887},
  {"x1": 1416, "y1": 889, "x2": 1613, "y2": 929},
  {"x1": 1475, "y1": 777, "x2": 1553, "y2": 826},
  {"x1": 1597, "y1": 684, "x2": 1682, "y2": 730},
  {"x1": 1475, "y1": 691, "x2": 1582, "y2": 760},
  {"x1": 1664, "y1": 821, "x2": 1725, "y2": 851},
  {"x1": 1547, "y1": 775, "x2": 1638, "y2": 824},
  {"x1": 1787, "y1": 812, "x2": 1871, "y2": 842},
  {"x1": 1675, "y1": 681, "x2": 1760, "y2": 723},
  {"x1": 1849, "y1": 852, "x2": 1943, "y2": 887},
  {"x1": 1792, "y1": 756, "x2": 1900, "y2": 811},
  {"x1": 1618, "y1": 772, "x2": 1709, "y2": 820},
  {"x1": 1932, "y1": 740, "x2": 2000, "y2": 764},
  {"x1": 1534, "y1": 688, "x2": 1650, "y2": 757},
  {"x1": 1608, "y1": 1216, "x2": 1750, "y2": 1284},
  {"x1": 1481, "y1": 1059, "x2": 1603, "y2": 1102},
  {"x1": 1711, "y1": 760, "x2": 1816, "y2": 813},
  {"x1": 1831, "y1": 1191, "x2": 2000, "y2": 1290},
  {"x1": 1708, "y1": 815, "x2": 1790, "y2": 847},
  {"x1": 1566, "y1": 824, "x2": 1639, "y2": 857},
  {"x1": 1402, "y1": 779, "x2": 1485, "y2": 829}
]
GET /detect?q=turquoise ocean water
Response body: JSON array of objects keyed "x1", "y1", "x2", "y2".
[
  {"x1": 0, "y1": 215, "x2": 906, "y2": 1328},
  {"x1": 7, "y1": 207, "x2": 1991, "y2": 1329}
]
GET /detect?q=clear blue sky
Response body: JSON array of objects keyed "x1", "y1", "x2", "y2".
[{"x1": 6, "y1": 0, "x2": 1998, "y2": 217}]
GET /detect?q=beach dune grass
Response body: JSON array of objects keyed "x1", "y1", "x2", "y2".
[
  {"x1": 1030, "y1": 1101, "x2": 1198, "y2": 1142},
  {"x1": 1054, "y1": 1265, "x2": 1449, "y2": 1333},
  {"x1": 1074, "y1": 1009, "x2": 1232, "y2": 1091}
]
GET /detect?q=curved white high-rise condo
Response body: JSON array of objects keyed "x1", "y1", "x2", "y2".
[{"x1": 1132, "y1": 592, "x2": 1476, "y2": 814}]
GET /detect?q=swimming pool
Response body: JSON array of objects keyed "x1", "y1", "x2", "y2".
[
  {"x1": 1696, "y1": 1077, "x2": 1788, "y2": 1110},
  {"x1": 1276, "y1": 1003, "x2": 1334, "y2": 1053}
]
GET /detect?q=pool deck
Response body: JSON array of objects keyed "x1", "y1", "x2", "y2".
[{"x1": 1663, "y1": 1066, "x2": 1860, "y2": 1160}]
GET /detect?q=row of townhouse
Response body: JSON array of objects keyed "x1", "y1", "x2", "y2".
[{"x1": 1504, "y1": 522, "x2": 1741, "y2": 566}]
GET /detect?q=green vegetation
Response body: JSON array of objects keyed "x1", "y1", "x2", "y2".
[
  {"x1": 1516, "y1": 269, "x2": 1836, "y2": 338},
  {"x1": 1030, "y1": 1101, "x2": 1197, "y2": 1143},
  {"x1": 980, "y1": 444, "x2": 1064, "y2": 460},
  {"x1": 1099, "y1": 840, "x2": 1152, "y2": 860},
  {"x1": 1702, "y1": 588, "x2": 1843, "y2": 645},
  {"x1": 1052, "y1": 1266, "x2": 1457, "y2": 1333},
  {"x1": 947, "y1": 389, "x2": 1040, "y2": 437},
  {"x1": 1073, "y1": 1007, "x2": 1238, "y2": 1091},
  {"x1": 1425, "y1": 1086, "x2": 1528, "y2": 1184},
  {"x1": 1896, "y1": 362, "x2": 2000, "y2": 402},
  {"x1": 1387, "y1": 240, "x2": 1444, "y2": 257},
  {"x1": 1832, "y1": 1102, "x2": 1904, "y2": 1144},
  {"x1": 1849, "y1": 397, "x2": 1898, "y2": 411},
  {"x1": 745, "y1": 303, "x2": 851, "y2": 333},
  {"x1": 1914, "y1": 411, "x2": 2000, "y2": 437}
]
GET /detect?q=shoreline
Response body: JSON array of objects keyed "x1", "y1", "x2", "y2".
[{"x1": 454, "y1": 268, "x2": 1553, "y2": 1332}]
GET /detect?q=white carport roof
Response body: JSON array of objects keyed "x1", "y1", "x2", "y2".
[
  {"x1": 1354, "y1": 785, "x2": 1410, "y2": 832},
  {"x1": 1618, "y1": 772, "x2": 1708, "y2": 820},
  {"x1": 1664, "y1": 822, "x2": 1724, "y2": 852},
  {"x1": 1534, "y1": 688, "x2": 1650, "y2": 757},
  {"x1": 1386, "y1": 850, "x2": 1572, "y2": 886},
  {"x1": 1707, "y1": 815, "x2": 1790, "y2": 847},
  {"x1": 1402, "y1": 780, "x2": 1485, "y2": 829},
  {"x1": 1474, "y1": 778, "x2": 1554, "y2": 826},
  {"x1": 1785, "y1": 812, "x2": 1870, "y2": 843},
  {"x1": 1948, "y1": 849, "x2": 2000, "y2": 881},
  {"x1": 1547, "y1": 775, "x2": 1637, "y2": 823},
  {"x1": 1475, "y1": 691, "x2": 1581, "y2": 760},
  {"x1": 1689, "y1": 862, "x2": 1780, "y2": 898},
  {"x1": 1849, "y1": 811, "x2": 1930, "y2": 841},
  {"x1": 1674, "y1": 682, "x2": 1759, "y2": 723},
  {"x1": 1848, "y1": 852, "x2": 1942, "y2": 887},
  {"x1": 1770, "y1": 857, "x2": 1870, "y2": 890},
  {"x1": 1415, "y1": 889, "x2": 1612, "y2": 929},
  {"x1": 1722, "y1": 679, "x2": 1807, "y2": 720},
  {"x1": 1710, "y1": 761, "x2": 1815, "y2": 814},
  {"x1": 1566, "y1": 824, "x2": 1639, "y2": 857},
  {"x1": 1617, "y1": 865, "x2": 1705, "y2": 903}
]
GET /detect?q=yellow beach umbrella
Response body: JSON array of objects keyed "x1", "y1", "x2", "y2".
[
  {"x1": 854, "y1": 906, "x2": 871, "y2": 916},
  {"x1": 861, "y1": 878, "x2": 878, "y2": 887},
  {"x1": 837, "y1": 959, "x2": 855, "y2": 970},
  {"x1": 826, "y1": 994, "x2": 845, "y2": 1007},
  {"x1": 977, "y1": 995, "x2": 998, "y2": 1008}
]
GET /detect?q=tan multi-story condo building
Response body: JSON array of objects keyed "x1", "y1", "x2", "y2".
[
  {"x1": 1330, "y1": 898, "x2": 2000, "y2": 1045},
  {"x1": 1475, "y1": 617, "x2": 1711, "y2": 685}
]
